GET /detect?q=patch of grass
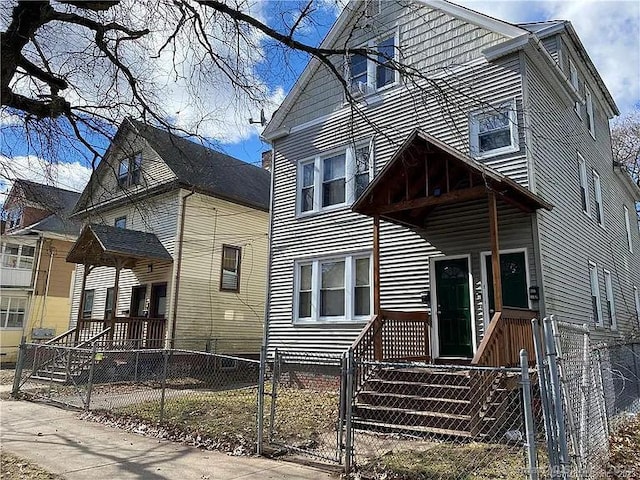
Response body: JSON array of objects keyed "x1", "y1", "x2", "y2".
[
  {"x1": 114, "y1": 386, "x2": 338, "y2": 450},
  {"x1": 0, "y1": 450, "x2": 62, "y2": 480},
  {"x1": 608, "y1": 415, "x2": 640, "y2": 479},
  {"x1": 363, "y1": 443, "x2": 528, "y2": 480}
]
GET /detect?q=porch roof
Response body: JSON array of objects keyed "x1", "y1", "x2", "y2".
[
  {"x1": 352, "y1": 130, "x2": 553, "y2": 228},
  {"x1": 66, "y1": 224, "x2": 173, "y2": 268}
]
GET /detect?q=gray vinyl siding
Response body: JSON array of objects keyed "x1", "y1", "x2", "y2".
[
  {"x1": 70, "y1": 191, "x2": 179, "y2": 326},
  {"x1": 282, "y1": 1, "x2": 507, "y2": 129},
  {"x1": 525, "y1": 57, "x2": 640, "y2": 340}
]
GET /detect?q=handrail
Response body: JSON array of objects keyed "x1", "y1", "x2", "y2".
[
  {"x1": 472, "y1": 312, "x2": 503, "y2": 366},
  {"x1": 45, "y1": 327, "x2": 78, "y2": 346},
  {"x1": 76, "y1": 328, "x2": 111, "y2": 349}
]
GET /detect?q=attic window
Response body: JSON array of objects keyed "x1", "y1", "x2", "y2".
[
  {"x1": 118, "y1": 153, "x2": 142, "y2": 188},
  {"x1": 7, "y1": 208, "x2": 22, "y2": 229}
]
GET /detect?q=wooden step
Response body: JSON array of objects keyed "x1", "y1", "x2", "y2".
[
  {"x1": 358, "y1": 391, "x2": 471, "y2": 415},
  {"x1": 30, "y1": 375, "x2": 68, "y2": 383},
  {"x1": 353, "y1": 404, "x2": 471, "y2": 431},
  {"x1": 364, "y1": 379, "x2": 470, "y2": 399},
  {"x1": 375, "y1": 367, "x2": 470, "y2": 386},
  {"x1": 351, "y1": 418, "x2": 474, "y2": 439}
]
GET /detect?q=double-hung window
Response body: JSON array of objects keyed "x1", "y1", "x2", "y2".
[
  {"x1": 635, "y1": 286, "x2": 640, "y2": 326},
  {"x1": 585, "y1": 88, "x2": 595, "y2": 137},
  {"x1": 624, "y1": 205, "x2": 633, "y2": 253},
  {"x1": 117, "y1": 153, "x2": 142, "y2": 188},
  {"x1": 578, "y1": 154, "x2": 590, "y2": 216},
  {"x1": 603, "y1": 270, "x2": 616, "y2": 329},
  {"x1": 588, "y1": 262, "x2": 603, "y2": 326},
  {"x1": 297, "y1": 141, "x2": 373, "y2": 215},
  {"x1": 220, "y1": 245, "x2": 241, "y2": 292},
  {"x1": 569, "y1": 59, "x2": 581, "y2": 117},
  {"x1": 593, "y1": 171, "x2": 604, "y2": 227},
  {"x1": 82, "y1": 289, "x2": 95, "y2": 319},
  {"x1": 0, "y1": 297, "x2": 27, "y2": 328},
  {"x1": 469, "y1": 100, "x2": 519, "y2": 158},
  {"x1": 295, "y1": 253, "x2": 372, "y2": 323},
  {"x1": 1, "y1": 243, "x2": 35, "y2": 270},
  {"x1": 347, "y1": 32, "x2": 398, "y2": 95}
]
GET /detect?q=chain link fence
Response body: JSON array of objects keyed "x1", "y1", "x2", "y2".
[{"x1": 552, "y1": 317, "x2": 640, "y2": 479}]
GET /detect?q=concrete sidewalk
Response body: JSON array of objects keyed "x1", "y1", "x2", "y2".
[{"x1": 0, "y1": 400, "x2": 337, "y2": 480}]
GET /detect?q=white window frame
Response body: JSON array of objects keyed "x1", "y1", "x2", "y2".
[
  {"x1": 603, "y1": 269, "x2": 616, "y2": 330},
  {"x1": 593, "y1": 170, "x2": 604, "y2": 228},
  {"x1": 635, "y1": 286, "x2": 640, "y2": 327},
  {"x1": 117, "y1": 153, "x2": 142, "y2": 188},
  {"x1": 293, "y1": 252, "x2": 373, "y2": 324},
  {"x1": 585, "y1": 88, "x2": 595, "y2": 138},
  {"x1": 469, "y1": 99, "x2": 519, "y2": 159},
  {"x1": 569, "y1": 59, "x2": 581, "y2": 117},
  {"x1": 624, "y1": 205, "x2": 633, "y2": 253},
  {"x1": 296, "y1": 140, "x2": 374, "y2": 216},
  {"x1": 0, "y1": 296, "x2": 27, "y2": 329},
  {"x1": 1, "y1": 242, "x2": 36, "y2": 270},
  {"x1": 346, "y1": 29, "x2": 399, "y2": 97},
  {"x1": 589, "y1": 261, "x2": 603, "y2": 327},
  {"x1": 578, "y1": 154, "x2": 590, "y2": 217}
]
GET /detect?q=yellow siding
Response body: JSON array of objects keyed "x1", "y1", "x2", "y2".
[
  {"x1": 0, "y1": 330, "x2": 22, "y2": 363},
  {"x1": 26, "y1": 297, "x2": 70, "y2": 339},
  {"x1": 174, "y1": 191, "x2": 268, "y2": 354}
]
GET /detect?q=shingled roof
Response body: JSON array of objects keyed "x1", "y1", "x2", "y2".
[
  {"x1": 66, "y1": 223, "x2": 172, "y2": 268},
  {"x1": 128, "y1": 120, "x2": 271, "y2": 211}
]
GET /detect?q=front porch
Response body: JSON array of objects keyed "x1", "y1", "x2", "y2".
[
  {"x1": 352, "y1": 130, "x2": 552, "y2": 368},
  {"x1": 65, "y1": 224, "x2": 173, "y2": 349}
]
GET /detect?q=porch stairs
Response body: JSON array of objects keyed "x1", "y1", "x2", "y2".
[{"x1": 351, "y1": 366, "x2": 517, "y2": 439}]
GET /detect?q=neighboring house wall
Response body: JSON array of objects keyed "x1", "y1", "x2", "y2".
[
  {"x1": 267, "y1": 3, "x2": 534, "y2": 355},
  {"x1": 524, "y1": 41, "x2": 640, "y2": 338},
  {"x1": 173, "y1": 191, "x2": 269, "y2": 353},
  {"x1": 69, "y1": 191, "x2": 180, "y2": 325}
]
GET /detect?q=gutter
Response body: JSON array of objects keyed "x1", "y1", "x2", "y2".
[{"x1": 170, "y1": 188, "x2": 195, "y2": 348}]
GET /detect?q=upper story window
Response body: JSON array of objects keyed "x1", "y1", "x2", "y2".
[
  {"x1": 1, "y1": 243, "x2": 35, "y2": 270},
  {"x1": 578, "y1": 154, "x2": 590, "y2": 216},
  {"x1": 117, "y1": 153, "x2": 142, "y2": 188},
  {"x1": 469, "y1": 100, "x2": 519, "y2": 159},
  {"x1": 347, "y1": 33, "x2": 398, "y2": 96},
  {"x1": 569, "y1": 59, "x2": 581, "y2": 117},
  {"x1": 585, "y1": 88, "x2": 595, "y2": 138},
  {"x1": 588, "y1": 261, "x2": 602, "y2": 326},
  {"x1": 635, "y1": 286, "x2": 640, "y2": 325},
  {"x1": 297, "y1": 141, "x2": 373, "y2": 215},
  {"x1": 114, "y1": 216, "x2": 127, "y2": 229},
  {"x1": 0, "y1": 297, "x2": 27, "y2": 328},
  {"x1": 593, "y1": 170, "x2": 604, "y2": 227},
  {"x1": 220, "y1": 245, "x2": 241, "y2": 292},
  {"x1": 603, "y1": 269, "x2": 616, "y2": 329},
  {"x1": 7, "y1": 208, "x2": 22, "y2": 230},
  {"x1": 295, "y1": 253, "x2": 371, "y2": 323},
  {"x1": 624, "y1": 205, "x2": 633, "y2": 253}
]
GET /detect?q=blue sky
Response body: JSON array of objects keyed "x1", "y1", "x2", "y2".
[{"x1": 1, "y1": 0, "x2": 639, "y2": 198}]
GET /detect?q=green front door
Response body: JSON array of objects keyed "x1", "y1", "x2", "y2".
[
  {"x1": 485, "y1": 251, "x2": 529, "y2": 315},
  {"x1": 435, "y1": 258, "x2": 473, "y2": 357}
]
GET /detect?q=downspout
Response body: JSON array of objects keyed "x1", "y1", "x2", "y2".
[
  {"x1": 39, "y1": 243, "x2": 55, "y2": 328},
  {"x1": 261, "y1": 148, "x2": 276, "y2": 356},
  {"x1": 170, "y1": 189, "x2": 195, "y2": 348},
  {"x1": 26, "y1": 236, "x2": 45, "y2": 340}
]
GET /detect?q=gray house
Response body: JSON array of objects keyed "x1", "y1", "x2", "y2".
[{"x1": 261, "y1": 0, "x2": 640, "y2": 366}]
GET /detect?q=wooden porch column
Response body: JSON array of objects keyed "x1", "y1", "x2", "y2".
[
  {"x1": 74, "y1": 263, "x2": 91, "y2": 343},
  {"x1": 110, "y1": 258, "x2": 122, "y2": 343},
  {"x1": 373, "y1": 215, "x2": 382, "y2": 360},
  {"x1": 488, "y1": 191, "x2": 503, "y2": 312}
]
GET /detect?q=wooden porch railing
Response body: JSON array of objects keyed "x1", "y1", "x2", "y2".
[
  {"x1": 471, "y1": 308, "x2": 539, "y2": 367},
  {"x1": 351, "y1": 309, "x2": 431, "y2": 393},
  {"x1": 77, "y1": 317, "x2": 166, "y2": 349}
]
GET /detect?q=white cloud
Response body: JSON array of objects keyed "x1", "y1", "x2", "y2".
[
  {"x1": 452, "y1": 1, "x2": 640, "y2": 115},
  {"x1": 0, "y1": 155, "x2": 91, "y2": 206}
]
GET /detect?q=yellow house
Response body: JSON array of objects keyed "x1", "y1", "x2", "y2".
[
  {"x1": 65, "y1": 119, "x2": 270, "y2": 355},
  {"x1": 1, "y1": 180, "x2": 81, "y2": 362}
]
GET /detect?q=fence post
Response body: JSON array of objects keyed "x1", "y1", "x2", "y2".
[
  {"x1": 532, "y1": 318, "x2": 558, "y2": 471},
  {"x1": 134, "y1": 350, "x2": 140, "y2": 382},
  {"x1": 593, "y1": 348, "x2": 610, "y2": 436},
  {"x1": 337, "y1": 352, "x2": 347, "y2": 464},
  {"x1": 344, "y1": 348, "x2": 355, "y2": 475},
  {"x1": 159, "y1": 349, "x2": 169, "y2": 424},
  {"x1": 543, "y1": 316, "x2": 570, "y2": 480},
  {"x1": 256, "y1": 344, "x2": 266, "y2": 455},
  {"x1": 268, "y1": 348, "x2": 279, "y2": 442},
  {"x1": 11, "y1": 336, "x2": 27, "y2": 398},
  {"x1": 85, "y1": 342, "x2": 98, "y2": 411},
  {"x1": 521, "y1": 349, "x2": 539, "y2": 480}
]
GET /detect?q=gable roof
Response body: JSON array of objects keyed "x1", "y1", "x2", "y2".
[
  {"x1": 66, "y1": 223, "x2": 172, "y2": 267},
  {"x1": 127, "y1": 120, "x2": 271, "y2": 210},
  {"x1": 262, "y1": 0, "x2": 527, "y2": 139}
]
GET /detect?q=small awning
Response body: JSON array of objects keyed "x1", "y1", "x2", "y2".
[
  {"x1": 66, "y1": 224, "x2": 173, "y2": 268},
  {"x1": 352, "y1": 130, "x2": 552, "y2": 228}
]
